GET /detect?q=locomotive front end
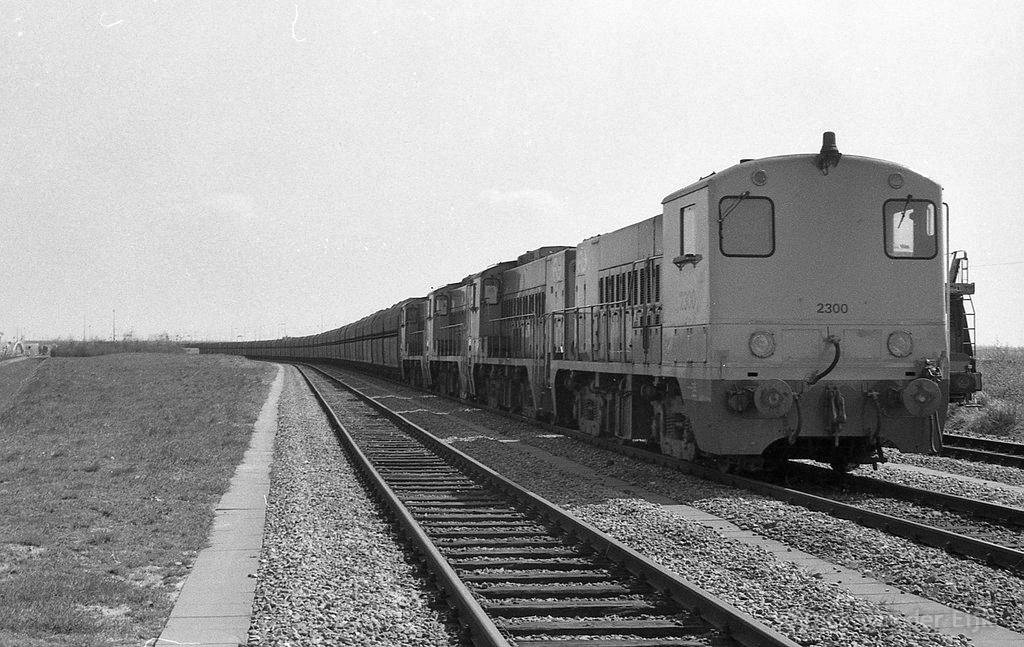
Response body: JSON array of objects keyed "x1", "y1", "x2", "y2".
[{"x1": 662, "y1": 134, "x2": 949, "y2": 470}]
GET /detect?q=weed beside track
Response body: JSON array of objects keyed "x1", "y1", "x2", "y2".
[{"x1": 947, "y1": 345, "x2": 1024, "y2": 440}]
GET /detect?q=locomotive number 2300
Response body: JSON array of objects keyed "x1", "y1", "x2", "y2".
[{"x1": 816, "y1": 302, "x2": 849, "y2": 314}]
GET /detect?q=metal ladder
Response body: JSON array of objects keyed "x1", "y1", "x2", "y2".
[{"x1": 949, "y1": 250, "x2": 977, "y2": 359}]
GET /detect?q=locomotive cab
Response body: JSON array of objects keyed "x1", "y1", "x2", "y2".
[{"x1": 659, "y1": 134, "x2": 952, "y2": 469}]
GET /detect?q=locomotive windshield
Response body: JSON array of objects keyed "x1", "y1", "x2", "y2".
[
  {"x1": 719, "y1": 196, "x2": 774, "y2": 257},
  {"x1": 884, "y1": 198, "x2": 937, "y2": 259}
]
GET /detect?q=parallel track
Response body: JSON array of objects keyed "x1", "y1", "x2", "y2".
[
  {"x1": 310, "y1": 363, "x2": 1024, "y2": 576},
  {"x1": 942, "y1": 433, "x2": 1024, "y2": 469},
  {"x1": 774, "y1": 462, "x2": 1024, "y2": 556},
  {"x1": 781, "y1": 461, "x2": 1024, "y2": 528},
  {"x1": 296, "y1": 363, "x2": 799, "y2": 647}
]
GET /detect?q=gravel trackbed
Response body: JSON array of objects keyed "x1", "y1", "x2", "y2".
[{"x1": 248, "y1": 367, "x2": 460, "y2": 646}]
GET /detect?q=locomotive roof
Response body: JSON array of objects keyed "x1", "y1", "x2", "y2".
[{"x1": 660, "y1": 153, "x2": 932, "y2": 204}]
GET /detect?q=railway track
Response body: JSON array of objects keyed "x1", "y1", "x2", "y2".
[
  {"x1": 942, "y1": 432, "x2": 1024, "y2": 469},
  {"x1": 309, "y1": 363, "x2": 1024, "y2": 577},
  {"x1": 572, "y1": 434, "x2": 1024, "y2": 575},
  {"x1": 295, "y1": 364, "x2": 798, "y2": 647},
  {"x1": 772, "y1": 462, "x2": 1024, "y2": 559}
]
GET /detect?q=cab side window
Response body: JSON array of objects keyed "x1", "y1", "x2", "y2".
[{"x1": 681, "y1": 205, "x2": 697, "y2": 256}]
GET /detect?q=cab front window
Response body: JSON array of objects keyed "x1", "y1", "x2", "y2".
[
  {"x1": 719, "y1": 195, "x2": 774, "y2": 257},
  {"x1": 884, "y1": 198, "x2": 937, "y2": 259}
]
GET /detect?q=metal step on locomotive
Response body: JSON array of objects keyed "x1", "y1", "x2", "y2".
[{"x1": 201, "y1": 133, "x2": 982, "y2": 472}]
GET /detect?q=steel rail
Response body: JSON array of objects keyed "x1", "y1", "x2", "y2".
[
  {"x1": 942, "y1": 433, "x2": 1024, "y2": 469},
  {"x1": 778, "y1": 461, "x2": 1024, "y2": 528},
  {"x1": 295, "y1": 366, "x2": 511, "y2": 647},
  {"x1": 301, "y1": 363, "x2": 800, "y2": 647},
  {"x1": 311, "y1": 363, "x2": 1024, "y2": 573},
  {"x1": 944, "y1": 433, "x2": 1024, "y2": 455}
]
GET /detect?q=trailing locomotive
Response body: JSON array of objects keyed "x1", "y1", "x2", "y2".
[{"x1": 202, "y1": 133, "x2": 982, "y2": 471}]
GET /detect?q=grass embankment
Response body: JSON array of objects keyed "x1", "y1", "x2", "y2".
[
  {"x1": 0, "y1": 354, "x2": 275, "y2": 647},
  {"x1": 947, "y1": 345, "x2": 1024, "y2": 440},
  {"x1": 0, "y1": 358, "x2": 44, "y2": 415}
]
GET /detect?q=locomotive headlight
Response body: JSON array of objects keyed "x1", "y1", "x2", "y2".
[
  {"x1": 887, "y1": 330, "x2": 914, "y2": 358},
  {"x1": 749, "y1": 331, "x2": 776, "y2": 358}
]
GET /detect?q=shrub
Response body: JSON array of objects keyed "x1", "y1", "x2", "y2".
[
  {"x1": 44, "y1": 339, "x2": 186, "y2": 358},
  {"x1": 975, "y1": 345, "x2": 1024, "y2": 402},
  {"x1": 970, "y1": 399, "x2": 1018, "y2": 437}
]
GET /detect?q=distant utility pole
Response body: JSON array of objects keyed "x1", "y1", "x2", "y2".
[{"x1": 111, "y1": 309, "x2": 115, "y2": 342}]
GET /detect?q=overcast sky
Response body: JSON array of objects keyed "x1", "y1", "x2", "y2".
[{"x1": 2, "y1": 1, "x2": 1022, "y2": 345}]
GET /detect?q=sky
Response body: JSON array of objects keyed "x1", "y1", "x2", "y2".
[{"x1": 1, "y1": 1, "x2": 1022, "y2": 345}]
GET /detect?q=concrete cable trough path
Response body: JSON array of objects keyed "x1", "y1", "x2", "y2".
[{"x1": 155, "y1": 364, "x2": 284, "y2": 647}]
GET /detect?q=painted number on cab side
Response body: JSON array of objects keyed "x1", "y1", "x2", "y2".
[{"x1": 816, "y1": 303, "x2": 849, "y2": 314}]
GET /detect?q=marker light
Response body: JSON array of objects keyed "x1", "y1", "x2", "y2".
[
  {"x1": 888, "y1": 173, "x2": 904, "y2": 189},
  {"x1": 887, "y1": 330, "x2": 914, "y2": 358},
  {"x1": 749, "y1": 331, "x2": 776, "y2": 358},
  {"x1": 751, "y1": 169, "x2": 768, "y2": 186}
]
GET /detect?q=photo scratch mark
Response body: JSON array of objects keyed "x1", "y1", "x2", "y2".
[
  {"x1": 99, "y1": 13, "x2": 124, "y2": 28},
  {"x1": 291, "y1": 4, "x2": 306, "y2": 43}
]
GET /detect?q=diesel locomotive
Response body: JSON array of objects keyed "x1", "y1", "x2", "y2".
[{"x1": 202, "y1": 133, "x2": 981, "y2": 471}]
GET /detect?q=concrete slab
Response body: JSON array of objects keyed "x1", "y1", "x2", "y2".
[
  {"x1": 209, "y1": 509, "x2": 268, "y2": 530},
  {"x1": 216, "y1": 490, "x2": 269, "y2": 510},
  {"x1": 155, "y1": 364, "x2": 284, "y2": 647},
  {"x1": 202, "y1": 534, "x2": 264, "y2": 552},
  {"x1": 168, "y1": 601, "x2": 257, "y2": 618},
  {"x1": 159, "y1": 616, "x2": 251, "y2": 645},
  {"x1": 186, "y1": 549, "x2": 261, "y2": 575},
  {"x1": 841, "y1": 581, "x2": 901, "y2": 594}
]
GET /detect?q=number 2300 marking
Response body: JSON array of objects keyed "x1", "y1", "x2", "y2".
[{"x1": 816, "y1": 302, "x2": 849, "y2": 314}]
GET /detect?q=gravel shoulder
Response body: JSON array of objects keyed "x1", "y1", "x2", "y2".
[{"x1": 248, "y1": 366, "x2": 461, "y2": 647}]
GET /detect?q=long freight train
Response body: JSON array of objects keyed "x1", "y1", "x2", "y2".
[{"x1": 202, "y1": 133, "x2": 982, "y2": 471}]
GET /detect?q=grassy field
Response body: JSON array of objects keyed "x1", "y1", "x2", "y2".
[
  {"x1": 0, "y1": 353, "x2": 275, "y2": 647},
  {"x1": 946, "y1": 345, "x2": 1024, "y2": 440}
]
